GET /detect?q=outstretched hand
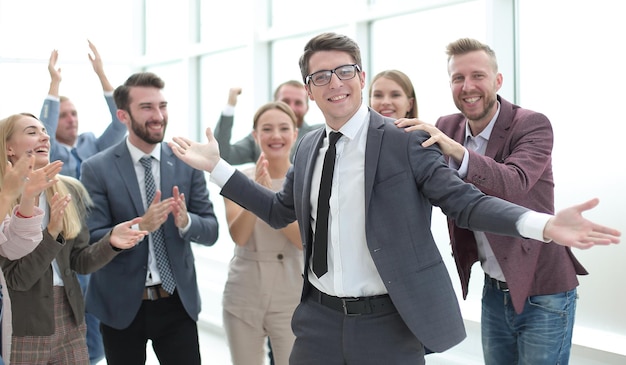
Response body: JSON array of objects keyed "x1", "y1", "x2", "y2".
[
  {"x1": 110, "y1": 217, "x2": 149, "y2": 250},
  {"x1": 544, "y1": 198, "x2": 621, "y2": 249},
  {"x1": 169, "y1": 127, "x2": 221, "y2": 172}
]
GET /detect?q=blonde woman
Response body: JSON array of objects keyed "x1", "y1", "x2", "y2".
[
  {"x1": 222, "y1": 102, "x2": 303, "y2": 365},
  {"x1": 0, "y1": 113, "x2": 147, "y2": 365}
]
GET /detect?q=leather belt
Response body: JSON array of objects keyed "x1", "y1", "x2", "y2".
[
  {"x1": 309, "y1": 285, "x2": 396, "y2": 316},
  {"x1": 142, "y1": 285, "x2": 171, "y2": 300},
  {"x1": 486, "y1": 274, "x2": 509, "y2": 291}
]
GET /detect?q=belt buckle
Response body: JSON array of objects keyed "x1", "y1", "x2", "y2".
[{"x1": 341, "y1": 297, "x2": 365, "y2": 316}]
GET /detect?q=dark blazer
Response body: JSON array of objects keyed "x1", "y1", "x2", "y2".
[
  {"x1": 220, "y1": 108, "x2": 532, "y2": 352},
  {"x1": 80, "y1": 140, "x2": 219, "y2": 330},
  {"x1": 436, "y1": 95, "x2": 587, "y2": 313},
  {"x1": 0, "y1": 183, "x2": 120, "y2": 336}
]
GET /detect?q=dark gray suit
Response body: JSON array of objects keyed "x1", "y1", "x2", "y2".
[
  {"x1": 219, "y1": 108, "x2": 530, "y2": 354},
  {"x1": 80, "y1": 140, "x2": 219, "y2": 330}
]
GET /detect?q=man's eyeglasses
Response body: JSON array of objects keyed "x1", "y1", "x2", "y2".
[{"x1": 305, "y1": 64, "x2": 361, "y2": 86}]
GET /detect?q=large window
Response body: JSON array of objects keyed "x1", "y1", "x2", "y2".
[{"x1": 2, "y1": 0, "x2": 624, "y2": 360}]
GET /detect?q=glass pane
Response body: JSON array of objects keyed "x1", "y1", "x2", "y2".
[
  {"x1": 145, "y1": 62, "x2": 189, "y2": 141},
  {"x1": 519, "y1": 0, "x2": 626, "y2": 337},
  {"x1": 0, "y1": 0, "x2": 133, "y2": 135},
  {"x1": 200, "y1": 0, "x2": 254, "y2": 48},
  {"x1": 270, "y1": 0, "x2": 366, "y2": 28},
  {"x1": 370, "y1": 0, "x2": 486, "y2": 123},
  {"x1": 145, "y1": 0, "x2": 188, "y2": 55}
]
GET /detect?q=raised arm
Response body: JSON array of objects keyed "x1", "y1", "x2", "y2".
[
  {"x1": 87, "y1": 40, "x2": 127, "y2": 151},
  {"x1": 213, "y1": 87, "x2": 259, "y2": 165},
  {"x1": 40, "y1": 50, "x2": 62, "y2": 140}
]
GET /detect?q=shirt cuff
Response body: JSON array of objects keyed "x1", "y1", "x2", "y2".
[
  {"x1": 516, "y1": 211, "x2": 553, "y2": 242},
  {"x1": 178, "y1": 213, "x2": 192, "y2": 235},
  {"x1": 104, "y1": 90, "x2": 114, "y2": 97},
  {"x1": 46, "y1": 95, "x2": 60, "y2": 102},
  {"x1": 222, "y1": 105, "x2": 235, "y2": 116},
  {"x1": 209, "y1": 159, "x2": 236, "y2": 188},
  {"x1": 453, "y1": 147, "x2": 469, "y2": 178}
]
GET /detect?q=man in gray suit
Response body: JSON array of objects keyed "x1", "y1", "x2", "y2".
[
  {"x1": 214, "y1": 80, "x2": 323, "y2": 164},
  {"x1": 80, "y1": 72, "x2": 219, "y2": 365},
  {"x1": 169, "y1": 33, "x2": 620, "y2": 364}
]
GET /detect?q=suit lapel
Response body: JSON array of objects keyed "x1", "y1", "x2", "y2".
[
  {"x1": 364, "y1": 111, "x2": 384, "y2": 211},
  {"x1": 160, "y1": 144, "x2": 176, "y2": 200},
  {"x1": 302, "y1": 128, "x2": 326, "y2": 267},
  {"x1": 485, "y1": 96, "x2": 512, "y2": 160},
  {"x1": 113, "y1": 142, "x2": 146, "y2": 216}
]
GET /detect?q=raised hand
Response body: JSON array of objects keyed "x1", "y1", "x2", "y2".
[
  {"x1": 109, "y1": 217, "x2": 149, "y2": 250},
  {"x1": 544, "y1": 198, "x2": 621, "y2": 249},
  {"x1": 46, "y1": 192, "x2": 71, "y2": 239},
  {"x1": 171, "y1": 186, "x2": 189, "y2": 229},
  {"x1": 3, "y1": 154, "x2": 35, "y2": 202},
  {"x1": 87, "y1": 39, "x2": 114, "y2": 92},
  {"x1": 228, "y1": 87, "x2": 242, "y2": 107},
  {"x1": 139, "y1": 190, "x2": 174, "y2": 233},
  {"x1": 47, "y1": 49, "x2": 62, "y2": 97},
  {"x1": 22, "y1": 160, "x2": 64, "y2": 201},
  {"x1": 255, "y1": 153, "x2": 272, "y2": 188},
  {"x1": 169, "y1": 127, "x2": 221, "y2": 172}
]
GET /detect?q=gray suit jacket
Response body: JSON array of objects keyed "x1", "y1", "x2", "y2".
[
  {"x1": 214, "y1": 112, "x2": 323, "y2": 164},
  {"x1": 80, "y1": 140, "x2": 219, "y2": 329},
  {"x1": 220, "y1": 108, "x2": 530, "y2": 352},
  {"x1": 40, "y1": 95, "x2": 127, "y2": 178}
]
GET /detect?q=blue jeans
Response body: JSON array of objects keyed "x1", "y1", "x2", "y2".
[
  {"x1": 481, "y1": 275, "x2": 577, "y2": 365},
  {"x1": 77, "y1": 273, "x2": 105, "y2": 365}
]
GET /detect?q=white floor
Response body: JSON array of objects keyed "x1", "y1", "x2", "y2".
[{"x1": 95, "y1": 318, "x2": 626, "y2": 365}]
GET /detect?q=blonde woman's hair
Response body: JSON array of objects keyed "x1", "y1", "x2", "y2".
[{"x1": 0, "y1": 113, "x2": 92, "y2": 239}]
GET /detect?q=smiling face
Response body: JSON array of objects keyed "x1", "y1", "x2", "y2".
[
  {"x1": 57, "y1": 98, "x2": 79, "y2": 146},
  {"x1": 369, "y1": 76, "x2": 415, "y2": 119},
  {"x1": 252, "y1": 108, "x2": 297, "y2": 162},
  {"x1": 5, "y1": 114, "x2": 50, "y2": 169},
  {"x1": 305, "y1": 50, "x2": 365, "y2": 130},
  {"x1": 118, "y1": 86, "x2": 168, "y2": 153},
  {"x1": 448, "y1": 50, "x2": 502, "y2": 126},
  {"x1": 275, "y1": 84, "x2": 309, "y2": 128}
]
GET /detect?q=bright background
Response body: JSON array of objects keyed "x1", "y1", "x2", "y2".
[{"x1": 1, "y1": 0, "x2": 624, "y2": 363}]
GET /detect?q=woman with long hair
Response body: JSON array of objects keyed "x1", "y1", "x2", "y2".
[{"x1": 0, "y1": 113, "x2": 147, "y2": 365}]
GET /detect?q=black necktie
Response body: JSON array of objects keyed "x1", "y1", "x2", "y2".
[
  {"x1": 313, "y1": 131, "x2": 342, "y2": 278},
  {"x1": 140, "y1": 156, "x2": 176, "y2": 294}
]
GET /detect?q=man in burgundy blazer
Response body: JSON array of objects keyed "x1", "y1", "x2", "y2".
[{"x1": 402, "y1": 38, "x2": 587, "y2": 365}]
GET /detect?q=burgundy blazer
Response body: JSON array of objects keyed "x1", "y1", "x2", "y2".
[{"x1": 436, "y1": 96, "x2": 587, "y2": 313}]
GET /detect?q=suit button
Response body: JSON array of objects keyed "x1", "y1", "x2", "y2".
[{"x1": 277, "y1": 253, "x2": 284, "y2": 260}]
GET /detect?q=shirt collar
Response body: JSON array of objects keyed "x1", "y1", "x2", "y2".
[
  {"x1": 325, "y1": 103, "x2": 369, "y2": 142},
  {"x1": 464, "y1": 101, "x2": 501, "y2": 141},
  {"x1": 126, "y1": 138, "x2": 161, "y2": 164}
]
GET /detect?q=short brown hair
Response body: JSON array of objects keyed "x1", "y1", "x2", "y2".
[
  {"x1": 113, "y1": 72, "x2": 165, "y2": 111},
  {"x1": 446, "y1": 38, "x2": 498, "y2": 73},
  {"x1": 299, "y1": 33, "x2": 362, "y2": 84}
]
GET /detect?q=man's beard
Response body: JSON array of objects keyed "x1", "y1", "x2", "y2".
[{"x1": 129, "y1": 111, "x2": 166, "y2": 144}]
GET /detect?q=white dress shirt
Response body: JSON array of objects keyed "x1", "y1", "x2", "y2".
[{"x1": 210, "y1": 103, "x2": 551, "y2": 297}]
